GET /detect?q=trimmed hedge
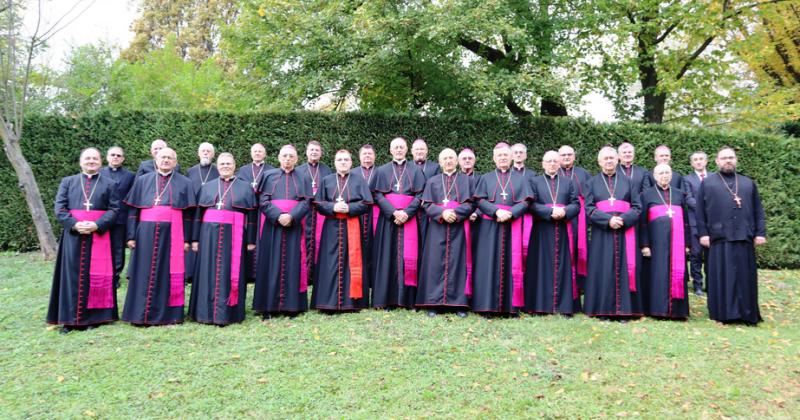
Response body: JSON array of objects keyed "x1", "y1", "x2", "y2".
[{"x1": 2, "y1": 111, "x2": 797, "y2": 268}]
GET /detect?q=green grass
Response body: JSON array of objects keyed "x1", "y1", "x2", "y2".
[{"x1": 1, "y1": 252, "x2": 798, "y2": 418}]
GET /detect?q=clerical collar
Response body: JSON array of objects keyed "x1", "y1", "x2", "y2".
[
  {"x1": 546, "y1": 172, "x2": 558, "y2": 179},
  {"x1": 462, "y1": 169, "x2": 473, "y2": 175},
  {"x1": 108, "y1": 166, "x2": 120, "y2": 171},
  {"x1": 393, "y1": 159, "x2": 406, "y2": 165},
  {"x1": 157, "y1": 170, "x2": 173, "y2": 176},
  {"x1": 308, "y1": 162, "x2": 319, "y2": 167},
  {"x1": 254, "y1": 161, "x2": 264, "y2": 167},
  {"x1": 497, "y1": 167, "x2": 510, "y2": 173},
  {"x1": 221, "y1": 176, "x2": 234, "y2": 182},
  {"x1": 603, "y1": 170, "x2": 616, "y2": 177},
  {"x1": 513, "y1": 164, "x2": 525, "y2": 170},
  {"x1": 659, "y1": 184, "x2": 670, "y2": 191},
  {"x1": 620, "y1": 163, "x2": 632, "y2": 169},
  {"x1": 337, "y1": 172, "x2": 348, "y2": 178},
  {"x1": 443, "y1": 170, "x2": 456, "y2": 176},
  {"x1": 82, "y1": 172, "x2": 97, "y2": 179},
  {"x1": 361, "y1": 165, "x2": 373, "y2": 170},
  {"x1": 415, "y1": 160, "x2": 425, "y2": 165}
]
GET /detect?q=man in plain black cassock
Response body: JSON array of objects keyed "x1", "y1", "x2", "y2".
[
  {"x1": 472, "y1": 143, "x2": 533, "y2": 315},
  {"x1": 48, "y1": 148, "x2": 120, "y2": 334},
  {"x1": 135, "y1": 138, "x2": 181, "y2": 178},
  {"x1": 189, "y1": 153, "x2": 257, "y2": 326},
  {"x1": 417, "y1": 148, "x2": 475, "y2": 317},
  {"x1": 100, "y1": 146, "x2": 135, "y2": 289},
  {"x1": 253, "y1": 145, "x2": 312, "y2": 318},
  {"x1": 311, "y1": 150, "x2": 373, "y2": 312},
  {"x1": 185, "y1": 142, "x2": 219, "y2": 283},
  {"x1": 617, "y1": 142, "x2": 652, "y2": 196},
  {"x1": 370, "y1": 137, "x2": 426, "y2": 309},
  {"x1": 411, "y1": 138, "x2": 441, "y2": 254},
  {"x1": 296, "y1": 140, "x2": 332, "y2": 285},
  {"x1": 525, "y1": 151, "x2": 581, "y2": 315},
  {"x1": 352, "y1": 144, "x2": 377, "y2": 289},
  {"x1": 236, "y1": 143, "x2": 275, "y2": 282},
  {"x1": 123, "y1": 148, "x2": 195, "y2": 326},
  {"x1": 558, "y1": 145, "x2": 591, "y2": 293},
  {"x1": 583, "y1": 146, "x2": 642, "y2": 319},
  {"x1": 696, "y1": 147, "x2": 766, "y2": 325}
]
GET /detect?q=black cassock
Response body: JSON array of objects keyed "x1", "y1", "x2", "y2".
[
  {"x1": 188, "y1": 177, "x2": 257, "y2": 325},
  {"x1": 135, "y1": 159, "x2": 181, "y2": 179},
  {"x1": 639, "y1": 186, "x2": 690, "y2": 319},
  {"x1": 47, "y1": 173, "x2": 120, "y2": 327},
  {"x1": 123, "y1": 171, "x2": 196, "y2": 325},
  {"x1": 253, "y1": 169, "x2": 311, "y2": 315},
  {"x1": 370, "y1": 160, "x2": 426, "y2": 308},
  {"x1": 416, "y1": 172, "x2": 475, "y2": 309},
  {"x1": 559, "y1": 166, "x2": 592, "y2": 291},
  {"x1": 583, "y1": 172, "x2": 643, "y2": 318},
  {"x1": 472, "y1": 169, "x2": 533, "y2": 314},
  {"x1": 297, "y1": 162, "x2": 333, "y2": 284},
  {"x1": 353, "y1": 165, "x2": 376, "y2": 288},
  {"x1": 696, "y1": 172, "x2": 766, "y2": 324},
  {"x1": 311, "y1": 173, "x2": 372, "y2": 311},
  {"x1": 618, "y1": 164, "x2": 652, "y2": 196},
  {"x1": 100, "y1": 166, "x2": 135, "y2": 288},
  {"x1": 524, "y1": 174, "x2": 581, "y2": 315},
  {"x1": 237, "y1": 162, "x2": 275, "y2": 281},
  {"x1": 413, "y1": 160, "x2": 441, "y2": 254},
  {"x1": 185, "y1": 164, "x2": 219, "y2": 282}
]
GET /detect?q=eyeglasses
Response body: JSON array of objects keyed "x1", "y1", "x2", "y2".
[{"x1": 109, "y1": 153, "x2": 123, "y2": 157}]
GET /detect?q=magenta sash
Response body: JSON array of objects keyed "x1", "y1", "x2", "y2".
[
  {"x1": 481, "y1": 204, "x2": 524, "y2": 307},
  {"x1": 648, "y1": 205, "x2": 686, "y2": 299},
  {"x1": 69, "y1": 210, "x2": 114, "y2": 309},
  {"x1": 140, "y1": 206, "x2": 185, "y2": 307},
  {"x1": 440, "y1": 200, "x2": 472, "y2": 296},
  {"x1": 372, "y1": 204, "x2": 380, "y2": 234},
  {"x1": 314, "y1": 212, "x2": 326, "y2": 262},
  {"x1": 546, "y1": 204, "x2": 578, "y2": 300},
  {"x1": 385, "y1": 193, "x2": 419, "y2": 287},
  {"x1": 577, "y1": 196, "x2": 588, "y2": 277},
  {"x1": 595, "y1": 199, "x2": 636, "y2": 292},
  {"x1": 270, "y1": 199, "x2": 308, "y2": 293},
  {"x1": 202, "y1": 209, "x2": 245, "y2": 306},
  {"x1": 522, "y1": 214, "x2": 533, "y2": 263}
]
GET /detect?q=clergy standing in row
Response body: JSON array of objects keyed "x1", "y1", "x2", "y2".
[
  {"x1": 253, "y1": 145, "x2": 312, "y2": 318},
  {"x1": 682, "y1": 151, "x2": 709, "y2": 296},
  {"x1": 188, "y1": 153, "x2": 257, "y2": 326},
  {"x1": 135, "y1": 138, "x2": 181, "y2": 178},
  {"x1": 297, "y1": 140, "x2": 332, "y2": 284},
  {"x1": 411, "y1": 138, "x2": 440, "y2": 254},
  {"x1": 100, "y1": 146, "x2": 135, "y2": 289},
  {"x1": 472, "y1": 143, "x2": 533, "y2": 316},
  {"x1": 123, "y1": 148, "x2": 195, "y2": 326},
  {"x1": 48, "y1": 148, "x2": 120, "y2": 333},
  {"x1": 584, "y1": 146, "x2": 642, "y2": 319},
  {"x1": 558, "y1": 145, "x2": 591, "y2": 292},
  {"x1": 353, "y1": 144, "x2": 377, "y2": 287},
  {"x1": 525, "y1": 151, "x2": 581, "y2": 315},
  {"x1": 648, "y1": 145, "x2": 683, "y2": 190},
  {"x1": 311, "y1": 150, "x2": 372, "y2": 312},
  {"x1": 696, "y1": 147, "x2": 766, "y2": 325},
  {"x1": 617, "y1": 142, "x2": 651, "y2": 196},
  {"x1": 640, "y1": 164, "x2": 689, "y2": 319},
  {"x1": 511, "y1": 143, "x2": 535, "y2": 264},
  {"x1": 236, "y1": 143, "x2": 275, "y2": 282},
  {"x1": 370, "y1": 137, "x2": 426, "y2": 309},
  {"x1": 185, "y1": 142, "x2": 219, "y2": 283},
  {"x1": 417, "y1": 148, "x2": 475, "y2": 317}
]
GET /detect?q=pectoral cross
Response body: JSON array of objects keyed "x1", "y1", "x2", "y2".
[
  {"x1": 216, "y1": 200, "x2": 224, "y2": 210},
  {"x1": 83, "y1": 200, "x2": 93, "y2": 211},
  {"x1": 500, "y1": 191, "x2": 508, "y2": 200},
  {"x1": 251, "y1": 180, "x2": 258, "y2": 189},
  {"x1": 311, "y1": 180, "x2": 316, "y2": 189},
  {"x1": 153, "y1": 197, "x2": 161, "y2": 206},
  {"x1": 395, "y1": 182, "x2": 401, "y2": 192},
  {"x1": 666, "y1": 208, "x2": 674, "y2": 218},
  {"x1": 336, "y1": 196, "x2": 344, "y2": 204},
  {"x1": 442, "y1": 198, "x2": 450, "y2": 206},
  {"x1": 608, "y1": 196, "x2": 616, "y2": 206},
  {"x1": 733, "y1": 194, "x2": 742, "y2": 208}
]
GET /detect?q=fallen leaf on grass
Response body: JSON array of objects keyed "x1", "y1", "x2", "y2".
[
  {"x1": 83, "y1": 410, "x2": 96, "y2": 417},
  {"x1": 257, "y1": 378, "x2": 267, "y2": 384},
  {"x1": 56, "y1": 376, "x2": 64, "y2": 383}
]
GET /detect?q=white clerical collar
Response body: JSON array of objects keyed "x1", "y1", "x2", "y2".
[
  {"x1": 254, "y1": 161, "x2": 264, "y2": 166},
  {"x1": 82, "y1": 172, "x2": 98, "y2": 178},
  {"x1": 415, "y1": 160, "x2": 426, "y2": 165},
  {"x1": 362, "y1": 165, "x2": 373, "y2": 170},
  {"x1": 443, "y1": 170, "x2": 456, "y2": 176},
  {"x1": 307, "y1": 161, "x2": 319, "y2": 167},
  {"x1": 513, "y1": 164, "x2": 525, "y2": 170},
  {"x1": 157, "y1": 170, "x2": 173, "y2": 176},
  {"x1": 108, "y1": 166, "x2": 120, "y2": 171},
  {"x1": 393, "y1": 159, "x2": 406, "y2": 165},
  {"x1": 497, "y1": 167, "x2": 510, "y2": 173},
  {"x1": 546, "y1": 172, "x2": 558, "y2": 179}
]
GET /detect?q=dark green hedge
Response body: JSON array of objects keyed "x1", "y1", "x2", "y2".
[{"x1": 2, "y1": 111, "x2": 797, "y2": 268}]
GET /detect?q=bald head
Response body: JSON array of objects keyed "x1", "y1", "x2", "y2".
[
  {"x1": 542, "y1": 150, "x2": 560, "y2": 176},
  {"x1": 150, "y1": 139, "x2": 167, "y2": 158},
  {"x1": 438, "y1": 148, "x2": 457, "y2": 174},
  {"x1": 558, "y1": 145, "x2": 576, "y2": 169},
  {"x1": 80, "y1": 147, "x2": 102, "y2": 175},
  {"x1": 155, "y1": 147, "x2": 178, "y2": 172},
  {"x1": 390, "y1": 137, "x2": 408, "y2": 161}
]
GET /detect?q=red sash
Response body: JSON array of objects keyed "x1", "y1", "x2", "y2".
[
  {"x1": 482, "y1": 204, "x2": 524, "y2": 307},
  {"x1": 140, "y1": 206, "x2": 185, "y2": 307},
  {"x1": 385, "y1": 193, "x2": 419, "y2": 287},
  {"x1": 440, "y1": 200, "x2": 472, "y2": 297},
  {"x1": 577, "y1": 196, "x2": 588, "y2": 276},
  {"x1": 69, "y1": 210, "x2": 114, "y2": 309},
  {"x1": 334, "y1": 212, "x2": 364, "y2": 299},
  {"x1": 546, "y1": 204, "x2": 578, "y2": 300},
  {"x1": 202, "y1": 209, "x2": 245, "y2": 306},
  {"x1": 648, "y1": 205, "x2": 686, "y2": 299},
  {"x1": 270, "y1": 199, "x2": 308, "y2": 293},
  {"x1": 595, "y1": 199, "x2": 637, "y2": 292}
]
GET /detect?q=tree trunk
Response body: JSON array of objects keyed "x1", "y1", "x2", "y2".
[
  {"x1": 541, "y1": 97, "x2": 568, "y2": 117},
  {"x1": 1, "y1": 128, "x2": 58, "y2": 259}
]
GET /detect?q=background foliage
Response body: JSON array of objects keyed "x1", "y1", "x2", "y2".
[{"x1": 0, "y1": 111, "x2": 796, "y2": 267}]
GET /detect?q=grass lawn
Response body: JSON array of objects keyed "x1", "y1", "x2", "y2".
[{"x1": 0, "y1": 252, "x2": 798, "y2": 418}]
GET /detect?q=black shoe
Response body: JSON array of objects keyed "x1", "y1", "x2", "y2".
[
  {"x1": 456, "y1": 311, "x2": 468, "y2": 318},
  {"x1": 427, "y1": 310, "x2": 437, "y2": 317},
  {"x1": 59, "y1": 326, "x2": 72, "y2": 335},
  {"x1": 694, "y1": 287, "x2": 706, "y2": 297},
  {"x1": 262, "y1": 314, "x2": 272, "y2": 320}
]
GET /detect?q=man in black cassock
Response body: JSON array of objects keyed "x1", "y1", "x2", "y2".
[
  {"x1": 253, "y1": 145, "x2": 312, "y2": 318},
  {"x1": 236, "y1": 143, "x2": 275, "y2": 282},
  {"x1": 640, "y1": 164, "x2": 690, "y2": 319},
  {"x1": 583, "y1": 146, "x2": 643, "y2": 319},
  {"x1": 682, "y1": 151, "x2": 709, "y2": 296},
  {"x1": 370, "y1": 137, "x2": 426, "y2": 309},
  {"x1": 411, "y1": 138, "x2": 441, "y2": 253},
  {"x1": 459, "y1": 148, "x2": 479, "y2": 181},
  {"x1": 417, "y1": 148, "x2": 475, "y2": 317},
  {"x1": 185, "y1": 142, "x2": 219, "y2": 283},
  {"x1": 472, "y1": 143, "x2": 533, "y2": 315},
  {"x1": 100, "y1": 146, "x2": 135, "y2": 289},
  {"x1": 617, "y1": 142, "x2": 652, "y2": 196},
  {"x1": 135, "y1": 138, "x2": 181, "y2": 178},
  {"x1": 558, "y1": 145, "x2": 591, "y2": 292},
  {"x1": 511, "y1": 143, "x2": 536, "y2": 266},
  {"x1": 353, "y1": 144, "x2": 377, "y2": 288},
  {"x1": 188, "y1": 153, "x2": 257, "y2": 325},
  {"x1": 48, "y1": 148, "x2": 120, "y2": 334},
  {"x1": 123, "y1": 148, "x2": 196, "y2": 326},
  {"x1": 311, "y1": 150, "x2": 373, "y2": 312},
  {"x1": 696, "y1": 147, "x2": 766, "y2": 325},
  {"x1": 646, "y1": 145, "x2": 684, "y2": 190},
  {"x1": 296, "y1": 140, "x2": 332, "y2": 284},
  {"x1": 524, "y1": 151, "x2": 581, "y2": 315}
]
